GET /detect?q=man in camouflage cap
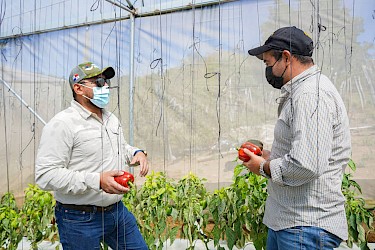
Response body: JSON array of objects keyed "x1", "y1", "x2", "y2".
[{"x1": 36, "y1": 62, "x2": 149, "y2": 249}]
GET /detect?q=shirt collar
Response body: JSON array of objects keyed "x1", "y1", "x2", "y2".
[
  {"x1": 70, "y1": 100, "x2": 109, "y2": 121},
  {"x1": 281, "y1": 65, "x2": 320, "y2": 95}
]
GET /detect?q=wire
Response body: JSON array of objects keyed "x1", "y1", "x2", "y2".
[
  {"x1": 90, "y1": 0, "x2": 101, "y2": 12},
  {"x1": 0, "y1": 0, "x2": 6, "y2": 26},
  {"x1": 1, "y1": 50, "x2": 10, "y2": 194}
]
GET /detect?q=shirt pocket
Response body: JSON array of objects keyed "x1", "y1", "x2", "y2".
[
  {"x1": 105, "y1": 127, "x2": 121, "y2": 153},
  {"x1": 74, "y1": 128, "x2": 103, "y2": 160}
]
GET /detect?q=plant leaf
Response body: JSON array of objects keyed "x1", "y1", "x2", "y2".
[
  {"x1": 348, "y1": 159, "x2": 356, "y2": 171},
  {"x1": 226, "y1": 227, "x2": 236, "y2": 250}
]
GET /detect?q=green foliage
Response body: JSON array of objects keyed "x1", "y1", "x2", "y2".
[
  {"x1": 0, "y1": 193, "x2": 23, "y2": 250},
  {"x1": 20, "y1": 184, "x2": 58, "y2": 250},
  {"x1": 343, "y1": 159, "x2": 374, "y2": 250},
  {"x1": 174, "y1": 172, "x2": 209, "y2": 249},
  {"x1": 124, "y1": 171, "x2": 179, "y2": 250},
  {"x1": 1, "y1": 159, "x2": 373, "y2": 250},
  {"x1": 208, "y1": 164, "x2": 268, "y2": 250},
  {"x1": 123, "y1": 171, "x2": 210, "y2": 250}
]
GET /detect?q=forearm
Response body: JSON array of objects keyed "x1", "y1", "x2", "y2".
[
  {"x1": 35, "y1": 163, "x2": 100, "y2": 194},
  {"x1": 269, "y1": 156, "x2": 319, "y2": 186},
  {"x1": 263, "y1": 160, "x2": 271, "y2": 177}
]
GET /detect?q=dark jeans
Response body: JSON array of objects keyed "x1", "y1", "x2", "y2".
[
  {"x1": 267, "y1": 226, "x2": 342, "y2": 250},
  {"x1": 55, "y1": 201, "x2": 148, "y2": 250}
]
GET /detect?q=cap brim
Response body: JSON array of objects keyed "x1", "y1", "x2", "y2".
[
  {"x1": 81, "y1": 66, "x2": 115, "y2": 80},
  {"x1": 101, "y1": 67, "x2": 115, "y2": 79},
  {"x1": 248, "y1": 45, "x2": 272, "y2": 60}
]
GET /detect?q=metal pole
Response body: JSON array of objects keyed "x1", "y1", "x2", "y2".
[
  {"x1": 0, "y1": 1, "x2": 232, "y2": 40},
  {"x1": 0, "y1": 79, "x2": 47, "y2": 125},
  {"x1": 129, "y1": 12, "x2": 135, "y2": 174},
  {"x1": 104, "y1": 0, "x2": 135, "y2": 14},
  {"x1": 313, "y1": 0, "x2": 319, "y2": 63},
  {"x1": 124, "y1": 0, "x2": 134, "y2": 10}
]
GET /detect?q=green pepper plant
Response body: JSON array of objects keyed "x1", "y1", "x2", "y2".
[
  {"x1": 20, "y1": 184, "x2": 58, "y2": 250},
  {"x1": 208, "y1": 163, "x2": 268, "y2": 250},
  {"x1": 0, "y1": 193, "x2": 23, "y2": 250},
  {"x1": 343, "y1": 159, "x2": 374, "y2": 250},
  {"x1": 0, "y1": 158, "x2": 373, "y2": 250},
  {"x1": 124, "y1": 171, "x2": 179, "y2": 250},
  {"x1": 174, "y1": 172, "x2": 210, "y2": 249}
]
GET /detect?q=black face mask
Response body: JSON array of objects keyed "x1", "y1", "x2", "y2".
[{"x1": 265, "y1": 60, "x2": 288, "y2": 89}]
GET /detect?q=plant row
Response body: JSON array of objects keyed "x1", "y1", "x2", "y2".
[{"x1": 0, "y1": 160, "x2": 373, "y2": 250}]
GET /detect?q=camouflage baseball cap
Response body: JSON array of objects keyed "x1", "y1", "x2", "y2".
[{"x1": 68, "y1": 62, "x2": 115, "y2": 87}]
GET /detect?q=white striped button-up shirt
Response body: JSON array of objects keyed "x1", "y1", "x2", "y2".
[{"x1": 264, "y1": 65, "x2": 351, "y2": 240}]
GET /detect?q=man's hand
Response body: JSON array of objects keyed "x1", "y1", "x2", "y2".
[
  {"x1": 100, "y1": 170, "x2": 130, "y2": 194},
  {"x1": 131, "y1": 151, "x2": 149, "y2": 177},
  {"x1": 241, "y1": 148, "x2": 266, "y2": 175}
]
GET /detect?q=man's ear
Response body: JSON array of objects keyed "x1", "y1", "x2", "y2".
[
  {"x1": 282, "y1": 50, "x2": 292, "y2": 64},
  {"x1": 73, "y1": 83, "x2": 84, "y2": 96}
]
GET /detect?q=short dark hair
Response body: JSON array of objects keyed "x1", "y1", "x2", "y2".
[
  {"x1": 292, "y1": 54, "x2": 314, "y2": 64},
  {"x1": 72, "y1": 88, "x2": 77, "y2": 100},
  {"x1": 272, "y1": 50, "x2": 284, "y2": 61},
  {"x1": 272, "y1": 50, "x2": 313, "y2": 65}
]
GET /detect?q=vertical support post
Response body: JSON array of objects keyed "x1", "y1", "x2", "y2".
[
  {"x1": 313, "y1": 0, "x2": 319, "y2": 63},
  {"x1": 129, "y1": 12, "x2": 135, "y2": 174}
]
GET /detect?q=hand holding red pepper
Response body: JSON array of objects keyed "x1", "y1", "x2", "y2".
[
  {"x1": 241, "y1": 148, "x2": 266, "y2": 175},
  {"x1": 238, "y1": 140, "x2": 270, "y2": 176},
  {"x1": 238, "y1": 141, "x2": 262, "y2": 162},
  {"x1": 100, "y1": 170, "x2": 130, "y2": 194}
]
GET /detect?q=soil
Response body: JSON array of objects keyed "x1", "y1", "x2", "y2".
[
  {"x1": 368, "y1": 232, "x2": 375, "y2": 243},
  {"x1": 166, "y1": 217, "x2": 215, "y2": 239},
  {"x1": 367, "y1": 210, "x2": 375, "y2": 243}
]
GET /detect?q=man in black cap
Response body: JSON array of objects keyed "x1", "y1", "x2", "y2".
[
  {"x1": 241, "y1": 27, "x2": 351, "y2": 249},
  {"x1": 35, "y1": 62, "x2": 149, "y2": 249}
]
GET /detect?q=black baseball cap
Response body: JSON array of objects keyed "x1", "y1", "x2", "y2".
[{"x1": 248, "y1": 26, "x2": 313, "y2": 60}]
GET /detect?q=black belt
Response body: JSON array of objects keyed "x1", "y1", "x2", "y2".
[{"x1": 57, "y1": 201, "x2": 117, "y2": 212}]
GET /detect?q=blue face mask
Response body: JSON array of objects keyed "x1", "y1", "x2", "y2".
[{"x1": 81, "y1": 85, "x2": 110, "y2": 108}]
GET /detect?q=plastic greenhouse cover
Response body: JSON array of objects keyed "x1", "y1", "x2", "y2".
[{"x1": 0, "y1": 0, "x2": 374, "y2": 201}]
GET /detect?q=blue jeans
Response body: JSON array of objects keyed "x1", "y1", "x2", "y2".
[
  {"x1": 267, "y1": 226, "x2": 342, "y2": 250},
  {"x1": 55, "y1": 201, "x2": 148, "y2": 250}
]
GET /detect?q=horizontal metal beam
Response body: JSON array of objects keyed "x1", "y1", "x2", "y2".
[
  {"x1": 0, "y1": 0, "x2": 235, "y2": 40},
  {"x1": 137, "y1": 0, "x2": 235, "y2": 18}
]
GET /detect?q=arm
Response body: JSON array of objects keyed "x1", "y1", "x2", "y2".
[
  {"x1": 35, "y1": 119, "x2": 99, "y2": 194},
  {"x1": 270, "y1": 93, "x2": 333, "y2": 186},
  {"x1": 120, "y1": 127, "x2": 149, "y2": 177},
  {"x1": 35, "y1": 119, "x2": 128, "y2": 194},
  {"x1": 243, "y1": 93, "x2": 333, "y2": 186}
]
